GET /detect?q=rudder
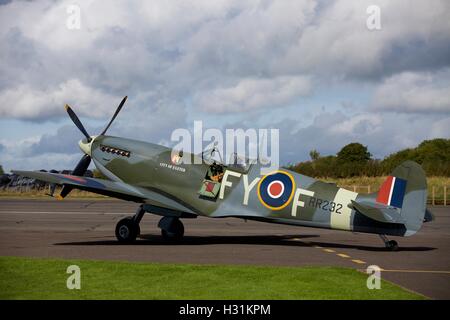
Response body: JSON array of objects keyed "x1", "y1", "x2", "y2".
[{"x1": 376, "y1": 161, "x2": 427, "y2": 236}]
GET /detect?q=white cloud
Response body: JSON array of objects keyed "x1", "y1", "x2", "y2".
[
  {"x1": 1, "y1": 152, "x2": 81, "y2": 172},
  {"x1": 0, "y1": 132, "x2": 86, "y2": 171},
  {"x1": 278, "y1": 111, "x2": 450, "y2": 163},
  {"x1": 280, "y1": 0, "x2": 450, "y2": 78},
  {"x1": 194, "y1": 76, "x2": 312, "y2": 113},
  {"x1": 0, "y1": 79, "x2": 121, "y2": 120},
  {"x1": 0, "y1": 0, "x2": 449, "y2": 170},
  {"x1": 113, "y1": 92, "x2": 189, "y2": 144},
  {"x1": 1, "y1": 0, "x2": 449, "y2": 120},
  {"x1": 372, "y1": 71, "x2": 450, "y2": 113},
  {"x1": 328, "y1": 113, "x2": 382, "y2": 135}
]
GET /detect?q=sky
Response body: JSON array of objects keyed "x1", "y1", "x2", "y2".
[{"x1": 0, "y1": 0, "x2": 449, "y2": 172}]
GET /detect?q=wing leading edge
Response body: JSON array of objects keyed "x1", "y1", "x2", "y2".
[{"x1": 12, "y1": 170, "x2": 147, "y2": 202}]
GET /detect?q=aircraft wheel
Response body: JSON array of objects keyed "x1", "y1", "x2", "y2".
[
  {"x1": 115, "y1": 216, "x2": 140, "y2": 243},
  {"x1": 385, "y1": 240, "x2": 398, "y2": 251},
  {"x1": 161, "y1": 219, "x2": 184, "y2": 241}
]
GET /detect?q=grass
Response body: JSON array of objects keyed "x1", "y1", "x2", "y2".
[
  {"x1": 0, "y1": 187, "x2": 109, "y2": 200},
  {"x1": 0, "y1": 256, "x2": 423, "y2": 300}
]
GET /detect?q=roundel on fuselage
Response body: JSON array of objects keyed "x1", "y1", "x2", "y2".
[{"x1": 257, "y1": 171, "x2": 296, "y2": 210}]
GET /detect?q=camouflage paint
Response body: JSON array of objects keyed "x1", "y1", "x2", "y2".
[{"x1": 14, "y1": 135, "x2": 429, "y2": 238}]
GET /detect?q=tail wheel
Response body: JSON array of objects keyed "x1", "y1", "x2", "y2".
[
  {"x1": 161, "y1": 218, "x2": 184, "y2": 241},
  {"x1": 115, "y1": 216, "x2": 140, "y2": 243}
]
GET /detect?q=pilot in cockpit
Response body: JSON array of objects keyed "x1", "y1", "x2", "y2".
[{"x1": 208, "y1": 161, "x2": 224, "y2": 182}]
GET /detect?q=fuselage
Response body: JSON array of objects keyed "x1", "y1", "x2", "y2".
[{"x1": 80, "y1": 135, "x2": 409, "y2": 237}]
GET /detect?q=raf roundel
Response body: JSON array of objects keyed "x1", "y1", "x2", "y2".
[{"x1": 257, "y1": 171, "x2": 296, "y2": 210}]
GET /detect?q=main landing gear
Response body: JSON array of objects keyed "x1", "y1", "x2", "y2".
[
  {"x1": 115, "y1": 205, "x2": 185, "y2": 243},
  {"x1": 158, "y1": 216, "x2": 185, "y2": 241},
  {"x1": 379, "y1": 234, "x2": 398, "y2": 251},
  {"x1": 115, "y1": 205, "x2": 145, "y2": 243}
]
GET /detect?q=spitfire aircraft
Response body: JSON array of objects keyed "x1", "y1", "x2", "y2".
[{"x1": 14, "y1": 97, "x2": 434, "y2": 251}]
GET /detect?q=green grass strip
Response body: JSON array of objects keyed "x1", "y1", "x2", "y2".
[{"x1": 0, "y1": 256, "x2": 423, "y2": 300}]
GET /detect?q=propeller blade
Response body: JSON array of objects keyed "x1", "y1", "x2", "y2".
[
  {"x1": 57, "y1": 154, "x2": 91, "y2": 200},
  {"x1": 100, "y1": 96, "x2": 128, "y2": 136},
  {"x1": 72, "y1": 154, "x2": 92, "y2": 176},
  {"x1": 65, "y1": 104, "x2": 91, "y2": 141},
  {"x1": 58, "y1": 185, "x2": 73, "y2": 200}
]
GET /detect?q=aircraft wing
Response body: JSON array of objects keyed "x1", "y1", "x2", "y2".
[
  {"x1": 350, "y1": 200, "x2": 406, "y2": 224},
  {"x1": 12, "y1": 170, "x2": 147, "y2": 202}
]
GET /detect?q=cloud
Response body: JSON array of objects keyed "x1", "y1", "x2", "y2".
[
  {"x1": 0, "y1": 0, "x2": 449, "y2": 170},
  {"x1": 1, "y1": 0, "x2": 449, "y2": 121},
  {"x1": 113, "y1": 93, "x2": 189, "y2": 145},
  {"x1": 371, "y1": 70, "x2": 450, "y2": 113},
  {"x1": 278, "y1": 111, "x2": 450, "y2": 163},
  {"x1": 0, "y1": 131, "x2": 87, "y2": 171},
  {"x1": 0, "y1": 79, "x2": 121, "y2": 121},
  {"x1": 328, "y1": 113, "x2": 382, "y2": 135},
  {"x1": 194, "y1": 76, "x2": 312, "y2": 113},
  {"x1": 279, "y1": 0, "x2": 450, "y2": 79},
  {"x1": 28, "y1": 125, "x2": 86, "y2": 156},
  {"x1": 1, "y1": 152, "x2": 81, "y2": 172}
]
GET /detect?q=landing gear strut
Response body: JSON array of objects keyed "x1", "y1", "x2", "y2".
[
  {"x1": 114, "y1": 205, "x2": 186, "y2": 243},
  {"x1": 115, "y1": 205, "x2": 145, "y2": 243},
  {"x1": 158, "y1": 216, "x2": 184, "y2": 241},
  {"x1": 379, "y1": 234, "x2": 398, "y2": 251}
]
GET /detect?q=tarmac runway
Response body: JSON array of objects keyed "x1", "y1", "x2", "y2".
[{"x1": 0, "y1": 199, "x2": 449, "y2": 299}]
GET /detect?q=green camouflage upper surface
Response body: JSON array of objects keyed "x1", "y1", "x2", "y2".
[{"x1": 14, "y1": 135, "x2": 429, "y2": 237}]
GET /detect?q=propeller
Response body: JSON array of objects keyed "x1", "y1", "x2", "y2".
[
  {"x1": 57, "y1": 96, "x2": 128, "y2": 200},
  {"x1": 58, "y1": 154, "x2": 92, "y2": 199},
  {"x1": 65, "y1": 104, "x2": 91, "y2": 142},
  {"x1": 100, "y1": 96, "x2": 127, "y2": 136}
]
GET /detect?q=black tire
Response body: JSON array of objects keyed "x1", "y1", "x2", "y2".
[
  {"x1": 386, "y1": 240, "x2": 399, "y2": 251},
  {"x1": 161, "y1": 219, "x2": 184, "y2": 241},
  {"x1": 115, "y1": 216, "x2": 140, "y2": 243}
]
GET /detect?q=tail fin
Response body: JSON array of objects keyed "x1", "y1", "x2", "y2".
[{"x1": 375, "y1": 161, "x2": 427, "y2": 236}]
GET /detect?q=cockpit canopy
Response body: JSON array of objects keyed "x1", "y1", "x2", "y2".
[{"x1": 201, "y1": 142, "x2": 253, "y2": 173}]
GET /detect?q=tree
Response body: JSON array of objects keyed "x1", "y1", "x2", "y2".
[
  {"x1": 309, "y1": 149, "x2": 320, "y2": 161},
  {"x1": 289, "y1": 139, "x2": 450, "y2": 178},
  {"x1": 0, "y1": 165, "x2": 4, "y2": 175},
  {"x1": 382, "y1": 138, "x2": 450, "y2": 176},
  {"x1": 337, "y1": 143, "x2": 371, "y2": 164}
]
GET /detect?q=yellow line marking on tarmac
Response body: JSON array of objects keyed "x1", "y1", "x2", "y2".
[
  {"x1": 309, "y1": 243, "x2": 371, "y2": 268},
  {"x1": 308, "y1": 242, "x2": 371, "y2": 267},
  {"x1": 309, "y1": 243, "x2": 368, "y2": 266},
  {"x1": 351, "y1": 259, "x2": 366, "y2": 264}
]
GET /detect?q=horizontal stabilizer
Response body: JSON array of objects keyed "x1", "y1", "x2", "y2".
[{"x1": 350, "y1": 200, "x2": 406, "y2": 224}]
